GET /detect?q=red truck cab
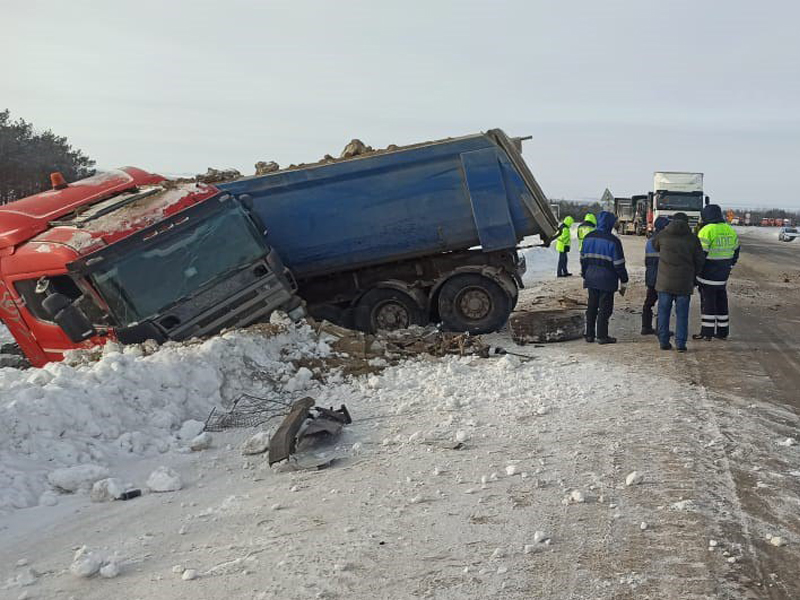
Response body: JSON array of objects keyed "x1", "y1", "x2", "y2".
[{"x1": 0, "y1": 168, "x2": 301, "y2": 367}]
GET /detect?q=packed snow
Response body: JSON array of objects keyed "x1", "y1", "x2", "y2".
[{"x1": 0, "y1": 320, "x2": 332, "y2": 512}]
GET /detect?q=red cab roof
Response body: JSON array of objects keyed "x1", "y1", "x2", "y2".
[{"x1": 0, "y1": 167, "x2": 164, "y2": 252}]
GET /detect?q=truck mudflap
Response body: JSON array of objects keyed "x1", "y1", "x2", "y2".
[{"x1": 486, "y1": 129, "x2": 559, "y2": 242}]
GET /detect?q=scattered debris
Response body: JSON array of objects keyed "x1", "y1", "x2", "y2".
[
  {"x1": 268, "y1": 397, "x2": 351, "y2": 465},
  {"x1": 90, "y1": 478, "x2": 126, "y2": 502},
  {"x1": 99, "y1": 560, "x2": 121, "y2": 579},
  {"x1": 777, "y1": 437, "x2": 797, "y2": 447},
  {"x1": 189, "y1": 432, "x2": 213, "y2": 451},
  {"x1": 146, "y1": 466, "x2": 183, "y2": 493},
  {"x1": 767, "y1": 535, "x2": 787, "y2": 547},
  {"x1": 508, "y1": 309, "x2": 585, "y2": 344},
  {"x1": 505, "y1": 465, "x2": 519, "y2": 476},
  {"x1": 564, "y1": 490, "x2": 586, "y2": 504},
  {"x1": 625, "y1": 471, "x2": 644, "y2": 486},
  {"x1": 70, "y1": 547, "x2": 102, "y2": 578},
  {"x1": 204, "y1": 394, "x2": 292, "y2": 432},
  {"x1": 241, "y1": 431, "x2": 271, "y2": 455}
]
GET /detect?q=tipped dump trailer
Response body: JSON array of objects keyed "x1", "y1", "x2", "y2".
[
  {"x1": 220, "y1": 128, "x2": 558, "y2": 333},
  {"x1": 0, "y1": 128, "x2": 558, "y2": 367}
]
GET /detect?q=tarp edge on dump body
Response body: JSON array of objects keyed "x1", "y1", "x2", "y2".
[{"x1": 486, "y1": 129, "x2": 558, "y2": 241}]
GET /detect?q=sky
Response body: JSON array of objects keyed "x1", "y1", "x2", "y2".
[{"x1": 3, "y1": 0, "x2": 799, "y2": 209}]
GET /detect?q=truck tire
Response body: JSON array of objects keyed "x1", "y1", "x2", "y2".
[
  {"x1": 437, "y1": 273, "x2": 512, "y2": 334},
  {"x1": 354, "y1": 288, "x2": 426, "y2": 333}
]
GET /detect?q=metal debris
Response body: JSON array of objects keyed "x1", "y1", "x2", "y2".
[
  {"x1": 203, "y1": 393, "x2": 291, "y2": 432},
  {"x1": 268, "y1": 398, "x2": 352, "y2": 465}
]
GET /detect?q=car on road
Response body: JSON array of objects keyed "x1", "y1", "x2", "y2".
[{"x1": 778, "y1": 226, "x2": 799, "y2": 242}]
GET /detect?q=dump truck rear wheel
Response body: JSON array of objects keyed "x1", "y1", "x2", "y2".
[
  {"x1": 437, "y1": 273, "x2": 512, "y2": 334},
  {"x1": 354, "y1": 288, "x2": 426, "y2": 333}
]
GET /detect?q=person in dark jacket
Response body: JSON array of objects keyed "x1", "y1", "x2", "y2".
[
  {"x1": 652, "y1": 212, "x2": 705, "y2": 352},
  {"x1": 693, "y1": 204, "x2": 740, "y2": 340},
  {"x1": 580, "y1": 211, "x2": 628, "y2": 344},
  {"x1": 641, "y1": 216, "x2": 670, "y2": 335}
]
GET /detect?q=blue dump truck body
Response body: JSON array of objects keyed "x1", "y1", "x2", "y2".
[
  {"x1": 221, "y1": 129, "x2": 556, "y2": 277},
  {"x1": 220, "y1": 129, "x2": 558, "y2": 334}
]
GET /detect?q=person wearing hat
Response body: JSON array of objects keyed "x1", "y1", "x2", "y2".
[
  {"x1": 652, "y1": 212, "x2": 705, "y2": 352},
  {"x1": 693, "y1": 204, "x2": 740, "y2": 340},
  {"x1": 576, "y1": 213, "x2": 597, "y2": 252},
  {"x1": 641, "y1": 215, "x2": 671, "y2": 335},
  {"x1": 580, "y1": 210, "x2": 628, "y2": 344},
  {"x1": 555, "y1": 215, "x2": 574, "y2": 277}
]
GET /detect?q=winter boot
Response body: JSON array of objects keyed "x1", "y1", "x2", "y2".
[{"x1": 640, "y1": 310, "x2": 655, "y2": 335}]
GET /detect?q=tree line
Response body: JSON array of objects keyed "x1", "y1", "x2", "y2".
[{"x1": 0, "y1": 109, "x2": 95, "y2": 205}]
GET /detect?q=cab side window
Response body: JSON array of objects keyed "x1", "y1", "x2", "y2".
[{"x1": 14, "y1": 276, "x2": 106, "y2": 325}]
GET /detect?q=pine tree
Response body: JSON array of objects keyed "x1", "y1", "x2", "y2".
[{"x1": 0, "y1": 109, "x2": 96, "y2": 204}]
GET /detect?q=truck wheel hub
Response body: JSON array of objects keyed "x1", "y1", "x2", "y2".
[
  {"x1": 458, "y1": 287, "x2": 491, "y2": 320},
  {"x1": 373, "y1": 301, "x2": 409, "y2": 330}
]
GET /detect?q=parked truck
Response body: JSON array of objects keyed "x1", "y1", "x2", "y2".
[
  {"x1": 0, "y1": 129, "x2": 558, "y2": 367},
  {"x1": 652, "y1": 171, "x2": 705, "y2": 229},
  {"x1": 613, "y1": 197, "x2": 634, "y2": 234}
]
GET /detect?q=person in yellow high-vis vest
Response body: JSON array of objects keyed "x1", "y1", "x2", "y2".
[
  {"x1": 693, "y1": 204, "x2": 740, "y2": 340},
  {"x1": 555, "y1": 215, "x2": 574, "y2": 277},
  {"x1": 576, "y1": 213, "x2": 597, "y2": 252}
]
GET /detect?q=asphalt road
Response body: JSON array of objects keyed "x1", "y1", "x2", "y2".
[{"x1": 517, "y1": 228, "x2": 800, "y2": 598}]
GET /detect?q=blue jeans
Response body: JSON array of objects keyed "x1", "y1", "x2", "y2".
[{"x1": 657, "y1": 292, "x2": 690, "y2": 348}]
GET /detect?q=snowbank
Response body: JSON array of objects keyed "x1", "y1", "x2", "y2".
[{"x1": 0, "y1": 322, "x2": 331, "y2": 513}]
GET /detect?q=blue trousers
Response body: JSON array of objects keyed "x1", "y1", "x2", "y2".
[
  {"x1": 557, "y1": 250, "x2": 569, "y2": 276},
  {"x1": 658, "y1": 292, "x2": 690, "y2": 348}
]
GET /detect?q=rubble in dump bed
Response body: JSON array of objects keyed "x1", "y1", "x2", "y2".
[
  {"x1": 191, "y1": 134, "x2": 458, "y2": 183},
  {"x1": 254, "y1": 160, "x2": 280, "y2": 175},
  {"x1": 194, "y1": 167, "x2": 243, "y2": 183}
]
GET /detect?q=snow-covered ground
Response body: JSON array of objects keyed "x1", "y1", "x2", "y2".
[
  {"x1": 0, "y1": 321, "x2": 332, "y2": 513},
  {"x1": 3, "y1": 307, "x2": 797, "y2": 598}
]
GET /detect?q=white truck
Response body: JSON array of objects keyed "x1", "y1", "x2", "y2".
[{"x1": 652, "y1": 172, "x2": 705, "y2": 230}]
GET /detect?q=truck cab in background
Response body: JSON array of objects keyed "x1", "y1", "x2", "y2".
[{"x1": 652, "y1": 171, "x2": 705, "y2": 230}]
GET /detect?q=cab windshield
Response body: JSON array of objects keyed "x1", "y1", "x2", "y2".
[
  {"x1": 655, "y1": 193, "x2": 703, "y2": 212},
  {"x1": 90, "y1": 205, "x2": 266, "y2": 326}
]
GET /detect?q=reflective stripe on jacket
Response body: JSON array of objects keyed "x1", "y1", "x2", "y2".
[
  {"x1": 644, "y1": 238, "x2": 659, "y2": 288},
  {"x1": 697, "y1": 222, "x2": 740, "y2": 285},
  {"x1": 580, "y1": 211, "x2": 628, "y2": 292}
]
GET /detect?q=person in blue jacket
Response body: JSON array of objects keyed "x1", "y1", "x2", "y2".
[
  {"x1": 580, "y1": 211, "x2": 629, "y2": 344},
  {"x1": 641, "y1": 216, "x2": 670, "y2": 335}
]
